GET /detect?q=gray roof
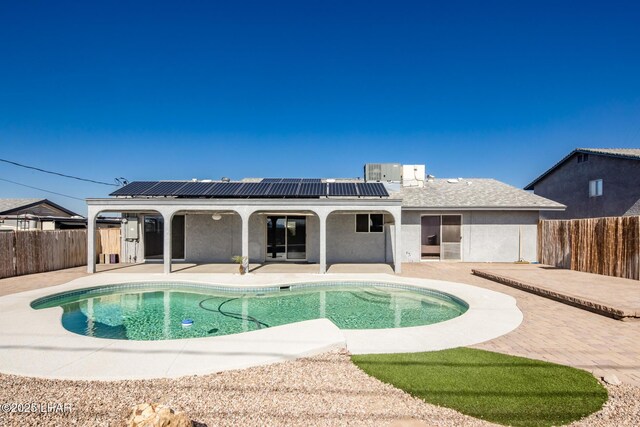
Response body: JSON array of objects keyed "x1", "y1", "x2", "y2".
[
  {"x1": 391, "y1": 178, "x2": 565, "y2": 210},
  {"x1": 577, "y1": 148, "x2": 640, "y2": 159},
  {"x1": 0, "y1": 198, "x2": 45, "y2": 214},
  {"x1": 525, "y1": 147, "x2": 640, "y2": 190},
  {"x1": 624, "y1": 198, "x2": 640, "y2": 216},
  {"x1": 0, "y1": 198, "x2": 79, "y2": 216}
]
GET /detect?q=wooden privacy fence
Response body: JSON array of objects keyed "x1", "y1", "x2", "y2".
[
  {"x1": 96, "y1": 228, "x2": 121, "y2": 258},
  {"x1": 0, "y1": 228, "x2": 121, "y2": 279},
  {"x1": 538, "y1": 216, "x2": 640, "y2": 280},
  {"x1": 0, "y1": 232, "x2": 14, "y2": 279}
]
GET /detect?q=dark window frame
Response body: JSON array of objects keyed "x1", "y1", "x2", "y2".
[{"x1": 355, "y1": 213, "x2": 384, "y2": 233}]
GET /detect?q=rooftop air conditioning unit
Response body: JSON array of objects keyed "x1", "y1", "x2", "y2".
[{"x1": 364, "y1": 163, "x2": 402, "y2": 182}]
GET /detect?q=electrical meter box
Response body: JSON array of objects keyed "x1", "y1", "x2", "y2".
[{"x1": 124, "y1": 216, "x2": 139, "y2": 240}]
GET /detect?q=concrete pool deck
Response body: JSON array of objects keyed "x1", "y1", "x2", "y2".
[{"x1": 0, "y1": 272, "x2": 522, "y2": 380}]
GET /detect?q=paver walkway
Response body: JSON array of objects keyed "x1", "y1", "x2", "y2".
[
  {"x1": 402, "y1": 263, "x2": 640, "y2": 386},
  {"x1": 473, "y1": 264, "x2": 640, "y2": 319},
  {"x1": 2, "y1": 262, "x2": 639, "y2": 386}
]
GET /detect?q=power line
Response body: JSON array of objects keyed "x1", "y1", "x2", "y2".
[
  {"x1": 0, "y1": 177, "x2": 86, "y2": 201},
  {"x1": 0, "y1": 158, "x2": 118, "y2": 186}
]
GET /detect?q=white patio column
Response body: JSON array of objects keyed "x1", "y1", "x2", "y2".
[
  {"x1": 239, "y1": 210, "x2": 252, "y2": 273},
  {"x1": 162, "y1": 210, "x2": 173, "y2": 274},
  {"x1": 318, "y1": 211, "x2": 329, "y2": 274},
  {"x1": 392, "y1": 208, "x2": 402, "y2": 274},
  {"x1": 86, "y1": 206, "x2": 98, "y2": 273}
]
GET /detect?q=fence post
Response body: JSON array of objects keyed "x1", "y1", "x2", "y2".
[{"x1": 12, "y1": 231, "x2": 17, "y2": 277}]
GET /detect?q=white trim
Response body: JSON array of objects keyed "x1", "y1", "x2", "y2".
[{"x1": 404, "y1": 206, "x2": 565, "y2": 211}]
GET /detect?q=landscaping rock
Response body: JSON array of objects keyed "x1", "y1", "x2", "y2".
[
  {"x1": 127, "y1": 403, "x2": 191, "y2": 427},
  {"x1": 603, "y1": 375, "x2": 622, "y2": 386},
  {"x1": 1, "y1": 350, "x2": 638, "y2": 427}
]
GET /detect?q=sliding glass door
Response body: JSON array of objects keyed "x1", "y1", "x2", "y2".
[
  {"x1": 143, "y1": 215, "x2": 185, "y2": 260},
  {"x1": 441, "y1": 215, "x2": 461, "y2": 260},
  {"x1": 420, "y1": 215, "x2": 461, "y2": 260},
  {"x1": 266, "y1": 216, "x2": 306, "y2": 261}
]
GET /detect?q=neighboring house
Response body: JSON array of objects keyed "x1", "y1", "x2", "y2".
[
  {"x1": 0, "y1": 198, "x2": 81, "y2": 230},
  {"x1": 0, "y1": 198, "x2": 119, "y2": 230},
  {"x1": 525, "y1": 148, "x2": 640, "y2": 219},
  {"x1": 85, "y1": 164, "x2": 564, "y2": 273}
]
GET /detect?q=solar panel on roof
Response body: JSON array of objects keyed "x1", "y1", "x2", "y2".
[
  {"x1": 234, "y1": 182, "x2": 272, "y2": 196},
  {"x1": 110, "y1": 181, "x2": 159, "y2": 196},
  {"x1": 207, "y1": 182, "x2": 243, "y2": 196},
  {"x1": 110, "y1": 179, "x2": 333, "y2": 198},
  {"x1": 262, "y1": 178, "x2": 321, "y2": 184},
  {"x1": 172, "y1": 182, "x2": 217, "y2": 196},
  {"x1": 267, "y1": 182, "x2": 300, "y2": 197},
  {"x1": 298, "y1": 182, "x2": 326, "y2": 197},
  {"x1": 328, "y1": 183, "x2": 358, "y2": 196},
  {"x1": 143, "y1": 181, "x2": 188, "y2": 196},
  {"x1": 356, "y1": 183, "x2": 388, "y2": 197}
]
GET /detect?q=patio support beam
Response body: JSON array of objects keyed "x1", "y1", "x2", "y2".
[
  {"x1": 239, "y1": 209, "x2": 252, "y2": 273},
  {"x1": 86, "y1": 206, "x2": 98, "y2": 273},
  {"x1": 391, "y1": 208, "x2": 402, "y2": 274},
  {"x1": 161, "y1": 210, "x2": 174, "y2": 274},
  {"x1": 318, "y1": 211, "x2": 328, "y2": 274}
]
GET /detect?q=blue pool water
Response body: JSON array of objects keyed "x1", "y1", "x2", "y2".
[{"x1": 31, "y1": 282, "x2": 468, "y2": 340}]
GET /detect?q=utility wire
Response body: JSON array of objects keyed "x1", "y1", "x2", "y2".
[
  {"x1": 0, "y1": 177, "x2": 86, "y2": 201},
  {"x1": 0, "y1": 158, "x2": 118, "y2": 186}
]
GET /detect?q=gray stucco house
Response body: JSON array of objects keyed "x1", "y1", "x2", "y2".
[
  {"x1": 0, "y1": 198, "x2": 80, "y2": 230},
  {"x1": 525, "y1": 148, "x2": 640, "y2": 219},
  {"x1": 86, "y1": 168, "x2": 564, "y2": 274}
]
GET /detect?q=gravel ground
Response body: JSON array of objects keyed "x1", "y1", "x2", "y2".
[
  {"x1": 569, "y1": 382, "x2": 640, "y2": 427},
  {"x1": 0, "y1": 350, "x2": 637, "y2": 427}
]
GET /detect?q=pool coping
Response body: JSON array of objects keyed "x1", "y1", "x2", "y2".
[{"x1": 0, "y1": 272, "x2": 523, "y2": 380}]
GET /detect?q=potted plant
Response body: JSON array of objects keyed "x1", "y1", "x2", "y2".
[{"x1": 231, "y1": 255, "x2": 248, "y2": 274}]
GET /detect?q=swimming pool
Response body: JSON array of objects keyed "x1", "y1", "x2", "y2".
[{"x1": 31, "y1": 282, "x2": 468, "y2": 340}]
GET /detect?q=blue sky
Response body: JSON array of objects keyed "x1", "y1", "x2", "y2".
[{"x1": 1, "y1": 1, "x2": 639, "y2": 214}]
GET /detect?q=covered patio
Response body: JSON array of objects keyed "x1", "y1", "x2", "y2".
[{"x1": 87, "y1": 198, "x2": 402, "y2": 275}]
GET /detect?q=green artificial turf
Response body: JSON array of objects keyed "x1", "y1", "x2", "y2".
[{"x1": 351, "y1": 348, "x2": 607, "y2": 427}]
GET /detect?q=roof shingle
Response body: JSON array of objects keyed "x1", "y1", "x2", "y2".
[
  {"x1": 0, "y1": 198, "x2": 45, "y2": 214},
  {"x1": 391, "y1": 179, "x2": 565, "y2": 210}
]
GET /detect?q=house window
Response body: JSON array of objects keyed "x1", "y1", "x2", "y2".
[
  {"x1": 355, "y1": 214, "x2": 384, "y2": 233},
  {"x1": 577, "y1": 153, "x2": 589, "y2": 163},
  {"x1": 589, "y1": 179, "x2": 603, "y2": 197}
]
